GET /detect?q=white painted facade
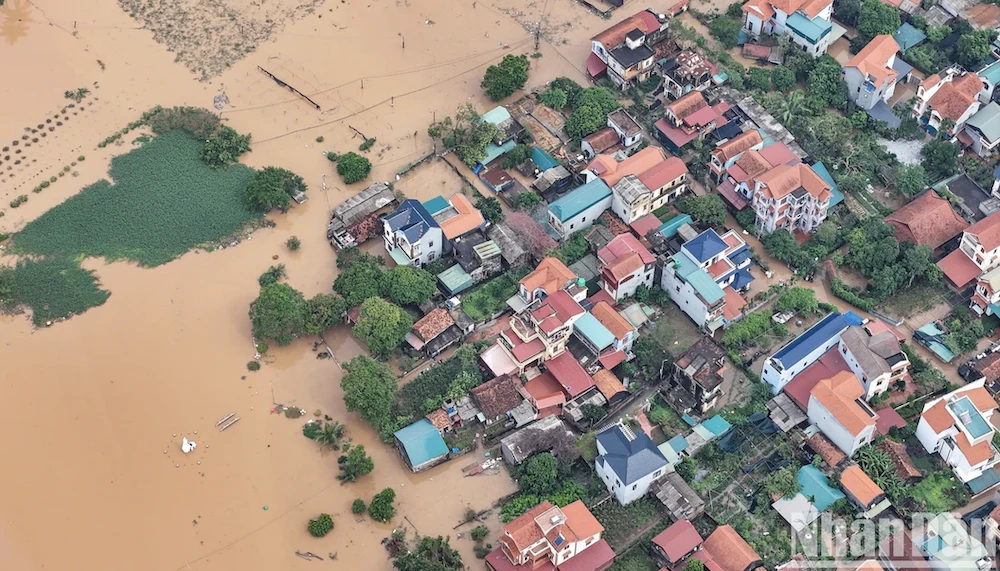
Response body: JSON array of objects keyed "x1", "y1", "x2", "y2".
[
  {"x1": 762, "y1": 328, "x2": 845, "y2": 394},
  {"x1": 807, "y1": 397, "x2": 876, "y2": 457},
  {"x1": 595, "y1": 441, "x2": 665, "y2": 505},
  {"x1": 915, "y1": 380, "x2": 1000, "y2": 484},
  {"x1": 382, "y1": 224, "x2": 443, "y2": 267},
  {"x1": 548, "y1": 196, "x2": 613, "y2": 238}
]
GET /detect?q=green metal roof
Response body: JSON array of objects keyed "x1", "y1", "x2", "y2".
[
  {"x1": 481, "y1": 140, "x2": 516, "y2": 167},
  {"x1": 797, "y1": 465, "x2": 844, "y2": 510},
  {"x1": 437, "y1": 264, "x2": 474, "y2": 295},
  {"x1": 531, "y1": 147, "x2": 559, "y2": 171},
  {"x1": 394, "y1": 419, "x2": 449, "y2": 466},
  {"x1": 548, "y1": 179, "x2": 612, "y2": 222},
  {"x1": 893, "y1": 23, "x2": 926, "y2": 51},
  {"x1": 786, "y1": 12, "x2": 832, "y2": 44},
  {"x1": 981, "y1": 60, "x2": 1000, "y2": 87},
  {"x1": 672, "y1": 253, "x2": 724, "y2": 305},
  {"x1": 966, "y1": 102, "x2": 1000, "y2": 143},
  {"x1": 811, "y1": 162, "x2": 842, "y2": 207},
  {"x1": 659, "y1": 214, "x2": 693, "y2": 238},
  {"x1": 422, "y1": 195, "x2": 449, "y2": 215},
  {"x1": 574, "y1": 312, "x2": 615, "y2": 351},
  {"x1": 481, "y1": 106, "x2": 512, "y2": 126},
  {"x1": 389, "y1": 246, "x2": 412, "y2": 266}
]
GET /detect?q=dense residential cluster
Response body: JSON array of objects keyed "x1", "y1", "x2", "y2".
[{"x1": 304, "y1": 0, "x2": 1000, "y2": 569}]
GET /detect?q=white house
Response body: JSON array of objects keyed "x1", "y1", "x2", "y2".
[
  {"x1": 741, "y1": 0, "x2": 837, "y2": 57},
  {"x1": 913, "y1": 67, "x2": 985, "y2": 137},
  {"x1": 709, "y1": 129, "x2": 765, "y2": 184},
  {"x1": 597, "y1": 233, "x2": 656, "y2": 302},
  {"x1": 589, "y1": 10, "x2": 668, "y2": 89},
  {"x1": 807, "y1": 371, "x2": 879, "y2": 457},
  {"x1": 547, "y1": 179, "x2": 613, "y2": 238},
  {"x1": 608, "y1": 108, "x2": 644, "y2": 152},
  {"x1": 838, "y1": 324, "x2": 910, "y2": 399},
  {"x1": 382, "y1": 199, "x2": 445, "y2": 267},
  {"x1": 594, "y1": 147, "x2": 689, "y2": 225},
  {"x1": 489, "y1": 499, "x2": 614, "y2": 571},
  {"x1": 751, "y1": 163, "x2": 833, "y2": 234},
  {"x1": 595, "y1": 423, "x2": 669, "y2": 505},
  {"x1": 762, "y1": 312, "x2": 851, "y2": 393},
  {"x1": 843, "y1": 35, "x2": 909, "y2": 127},
  {"x1": 938, "y1": 210, "x2": 1000, "y2": 290},
  {"x1": 962, "y1": 102, "x2": 1000, "y2": 158},
  {"x1": 916, "y1": 380, "x2": 1000, "y2": 485}
]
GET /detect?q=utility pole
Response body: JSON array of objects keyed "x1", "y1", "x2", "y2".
[{"x1": 534, "y1": 25, "x2": 540, "y2": 50}]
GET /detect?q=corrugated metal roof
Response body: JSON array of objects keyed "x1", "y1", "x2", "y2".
[
  {"x1": 437, "y1": 264, "x2": 474, "y2": 295},
  {"x1": 473, "y1": 240, "x2": 501, "y2": 260},
  {"x1": 574, "y1": 312, "x2": 615, "y2": 351},
  {"x1": 394, "y1": 419, "x2": 449, "y2": 466}
]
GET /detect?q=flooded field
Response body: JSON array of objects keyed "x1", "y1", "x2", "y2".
[{"x1": 0, "y1": 0, "x2": 613, "y2": 568}]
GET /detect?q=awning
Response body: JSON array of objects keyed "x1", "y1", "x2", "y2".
[
  {"x1": 480, "y1": 343, "x2": 518, "y2": 377},
  {"x1": 867, "y1": 100, "x2": 902, "y2": 128},
  {"x1": 405, "y1": 331, "x2": 426, "y2": 350},
  {"x1": 586, "y1": 53, "x2": 608, "y2": 78},
  {"x1": 937, "y1": 249, "x2": 982, "y2": 289},
  {"x1": 506, "y1": 293, "x2": 531, "y2": 313},
  {"x1": 968, "y1": 469, "x2": 1000, "y2": 495},
  {"x1": 389, "y1": 246, "x2": 412, "y2": 266},
  {"x1": 717, "y1": 178, "x2": 748, "y2": 210},
  {"x1": 731, "y1": 268, "x2": 754, "y2": 290}
]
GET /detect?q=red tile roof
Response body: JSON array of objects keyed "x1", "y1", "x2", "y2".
[
  {"x1": 558, "y1": 538, "x2": 616, "y2": 571},
  {"x1": 721, "y1": 287, "x2": 748, "y2": 321},
  {"x1": 968, "y1": 3, "x2": 1000, "y2": 30},
  {"x1": 845, "y1": 35, "x2": 900, "y2": 87},
  {"x1": 878, "y1": 439, "x2": 922, "y2": 482},
  {"x1": 712, "y1": 130, "x2": 764, "y2": 163},
  {"x1": 588, "y1": 289, "x2": 617, "y2": 308},
  {"x1": 638, "y1": 156, "x2": 688, "y2": 191},
  {"x1": 630, "y1": 213, "x2": 663, "y2": 239},
  {"x1": 810, "y1": 371, "x2": 876, "y2": 437},
  {"x1": 546, "y1": 352, "x2": 595, "y2": 398},
  {"x1": 703, "y1": 525, "x2": 762, "y2": 571},
  {"x1": 841, "y1": 465, "x2": 884, "y2": 507},
  {"x1": 937, "y1": 248, "x2": 982, "y2": 289},
  {"x1": 653, "y1": 519, "x2": 704, "y2": 563},
  {"x1": 965, "y1": 210, "x2": 1000, "y2": 252},
  {"x1": 758, "y1": 142, "x2": 799, "y2": 168},
  {"x1": 591, "y1": 301, "x2": 634, "y2": 340},
  {"x1": 584, "y1": 128, "x2": 622, "y2": 156},
  {"x1": 524, "y1": 372, "x2": 566, "y2": 406},
  {"x1": 590, "y1": 146, "x2": 670, "y2": 188},
  {"x1": 784, "y1": 346, "x2": 853, "y2": 409},
  {"x1": 521, "y1": 257, "x2": 578, "y2": 297},
  {"x1": 501, "y1": 501, "x2": 553, "y2": 552},
  {"x1": 531, "y1": 290, "x2": 584, "y2": 334},
  {"x1": 885, "y1": 191, "x2": 968, "y2": 249},
  {"x1": 592, "y1": 12, "x2": 659, "y2": 48},
  {"x1": 927, "y1": 73, "x2": 984, "y2": 124},
  {"x1": 503, "y1": 329, "x2": 546, "y2": 362},
  {"x1": 665, "y1": 91, "x2": 708, "y2": 121},
  {"x1": 593, "y1": 369, "x2": 627, "y2": 401},
  {"x1": 599, "y1": 233, "x2": 656, "y2": 266},
  {"x1": 413, "y1": 307, "x2": 455, "y2": 342},
  {"x1": 471, "y1": 375, "x2": 524, "y2": 419},
  {"x1": 807, "y1": 432, "x2": 848, "y2": 468},
  {"x1": 756, "y1": 163, "x2": 831, "y2": 202},
  {"x1": 875, "y1": 407, "x2": 908, "y2": 435}
]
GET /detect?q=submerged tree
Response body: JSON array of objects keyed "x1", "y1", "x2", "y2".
[
  {"x1": 249, "y1": 282, "x2": 308, "y2": 345},
  {"x1": 481, "y1": 54, "x2": 529, "y2": 101}
]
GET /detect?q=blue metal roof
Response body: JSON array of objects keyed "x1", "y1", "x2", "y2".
[
  {"x1": 422, "y1": 195, "x2": 449, "y2": 215},
  {"x1": 683, "y1": 229, "x2": 729, "y2": 264},
  {"x1": 531, "y1": 147, "x2": 559, "y2": 171},
  {"x1": 596, "y1": 425, "x2": 668, "y2": 485},
  {"x1": 843, "y1": 311, "x2": 865, "y2": 326},
  {"x1": 771, "y1": 313, "x2": 849, "y2": 369},
  {"x1": 671, "y1": 254, "x2": 725, "y2": 304},
  {"x1": 394, "y1": 419, "x2": 449, "y2": 466},
  {"x1": 811, "y1": 162, "x2": 842, "y2": 207},
  {"x1": 797, "y1": 465, "x2": 844, "y2": 510},
  {"x1": 702, "y1": 415, "x2": 732, "y2": 437},
  {"x1": 786, "y1": 12, "x2": 832, "y2": 45},
  {"x1": 548, "y1": 179, "x2": 612, "y2": 222},
  {"x1": 385, "y1": 200, "x2": 440, "y2": 244},
  {"x1": 893, "y1": 23, "x2": 926, "y2": 51},
  {"x1": 668, "y1": 434, "x2": 689, "y2": 453},
  {"x1": 575, "y1": 312, "x2": 615, "y2": 351},
  {"x1": 728, "y1": 248, "x2": 751, "y2": 266},
  {"x1": 659, "y1": 214, "x2": 693, "y2": 238},
  {"x1": 731, "y1": 267, "x2": 754, "y2": 290}
]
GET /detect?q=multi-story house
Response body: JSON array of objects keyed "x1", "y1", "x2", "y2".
[
  {"x1": 548, "y1": 179, "x2": 613, "y2": 238},
  {"x1": 499, "y1": 289, "x2": 585, "y2": 373},
  {"x1": 589, "y1": 10, "x2": 668, "y2": 90},
  {"x1": 486, "y1": 499, "x2": 615, "y2": 571},
  {"x1": 670, "y1": 337, "x2": 727, "y2": 414},
  {"x1": 597, "y1": 233, "x2": 656, "y2": 302},
  {"x1": 661, "y1": 50, "x2": 716, "y2": 100},
  {"x1": 660, "y1": 229, "x2": 753, "y2": 332},
  {"x1": 590, "y1": 300, "x2": 638, "y2": 363},
  {"x1": 653, "y1": 91, "x2": 731, "y2": 154},
  {"x1": 515, "y1": 257, "x2": 580, "y2": 309},
  {"x1": 591, "y1": 147, "x2": 688, "y2": 224},
  {"x1": 709, "y1": 130, "x2": 764, "y2": 184},
  {"x1": 596, "y1": 423, "x2": 669, "y2": 504},
  {"x1": 382, "y1": 199, "x2": 445, "y2": 267},
  {"x1": 937, "y1": 210, "x2": 1000, "y2": 290},
  {"x1": 762, "y1": 312, "x2": 851, "y2": 393},
  {"x1": 971, "y1": 265, "x2": 1000, "y2": 316},
  {"x1": 912, "y1": 67, "x2": 985, "y2": 137},
  {"x1": 607, "y1": 109, "x2": 644, "y2": 153},
  {"x1": 961, "y1": 102, "x2": 1000, "y2": 158},
  {"x1": 807, "y1": 371, "x2": 879, "y2": 457},
  {"x1": 716, "y1": 141, "x2": 800, "y2": 210},
  {"x1": 740, "y1": 0, "x2": 836, "y2": 57},
  {"x1": 750, "y1": 162, "x2": 832, "y2": 234},
  {"x1": 581, "y1": 128, "x2": 625, "y2": 161},
  {"x1": 843, "y1": 35, "x2": 910, "y2": 127},
  {"x1": 838, "y1": 324, "x2": 910, "y2": 399},
  {"x1": 916, "y1": 380, "x2": 1000, "y2": 486}
]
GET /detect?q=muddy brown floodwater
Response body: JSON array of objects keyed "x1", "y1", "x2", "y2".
[{"x1": 0, "y1": 0, "x2": 620, "y2": 568}]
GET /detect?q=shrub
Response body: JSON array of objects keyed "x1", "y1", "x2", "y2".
[
  {"x1": 359, "y1": 137, "x2": 376, "y2": 151},
  {"x1": 256, "y1": 343, "x2": 269, "y2": 354},
  {"x1": 368, "y1": 488, "x2": 397, "y2": 522},
  {"x1": 258, "y1": 264, "x2": 286, "y2": 287},
  {"x1": 244, "y1": 167, "x2": 304, "y2": 213},
  {"x1": 307, "y1": 513, "x2": 334, "y2": 537},
  {"x1": 201, "y1": 125, "x2": 251, "y2": 167},
  {"x1": 336, "y1": 152, "x2": 372, "y2": 184},
  {"x1": 352, "y1": 498, "x2": 367, "y2": 514},
  {"x1": 77, "y1": 155, "x2": 85, "y2": 161},
  {"x1": 247, "y1": 360, "x2": 261, "y2": 371},
  {"x1": 302, "y1": 421, "x2": 323, "y2": 440},
  {"x1": 39, "y1": 181, "x2": 50, "y2": 189},
  {"x1": 316, "y1": 136, "x2": 325, "y2": 143},
  {"x1": 471, "y1": 525, "x2": 490, "y2": 542},
  {"x1": 514, "y1": 190, "x2": 542, "y2": 210},
  {"x1": 10, "y1": 195, "x2": 27, "y2": 208},
  {"x1": 286, "y1": 236, "x2": 301, "y2": 251},
  {"x1": 338, "y1": 444, "x2": 375, "y2": 481}
]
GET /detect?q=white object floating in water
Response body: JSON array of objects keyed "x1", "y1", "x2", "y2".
[{"x1": 181, "y1": 438, "x2": 198, "y2": 454}]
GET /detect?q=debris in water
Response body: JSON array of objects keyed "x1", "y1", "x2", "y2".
[
  {"x1": 181, "y1": 438, "x2": 197, "y2": 453},
  {"x1": 216, "y1": 413, "x2": 235, "y2": 426},
  {"x1": 220, "y1": 416, "x2": 240, "y2": 431}
]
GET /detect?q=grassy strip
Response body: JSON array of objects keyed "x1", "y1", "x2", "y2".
[
  {"x1": 591, "y1": 497, "x2": 661, "y2": 551},
  {"x1": 12, "y1": 130, "x2": 256, "y2": 267},
  {"x1": 2, "y1": 258, "x2": 110, "y2": 325}
]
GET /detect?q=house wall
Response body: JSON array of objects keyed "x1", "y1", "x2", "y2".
[
  {"x1": 596, "y1": 456, "x2": 664, "y2": 505},
  {"x1": 959, "y1": 233, "x2": 1000, "y2": 273},
  {"x1": 661, "y1": 265, "x2": 712, "y2": 328},
  {"x1": 603, "y1": 263, "x2": 656, "y2": 302},
  {"x1": 612, "y1": 190, "x2": 650, "y2": 224},
  {"x1": 807, "y1": 397, "x2": 874, "y2": 457},
  {"x1": 744, "y1": 12, "x2": 765, "y2": 36},
  {"x1": 838, "y1": 341, "x2": 891, "y2": 399},
  {"x1": 383, "y1": 225, "x2": 444, "y2": 267},
  {"x1": 763, "y1": 330, "x2": 844, "y2": 394},
  {"x1": 915, "y1": 416, "x2": 946, "y2": 454},
  {"x1": 548, "y1": 195, "x2": 613, "y2": 238},
  {"x1": 845, "y1": 68, "x2": 893, "y2": 111}
]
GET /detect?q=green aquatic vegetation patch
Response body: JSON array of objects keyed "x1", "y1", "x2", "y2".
[
  {"x1": 12, "y1": 130, "x2": 256, "y2": 267},
  {"x1": 1, "y1": 258, "x2": 110, "y2": 325}
]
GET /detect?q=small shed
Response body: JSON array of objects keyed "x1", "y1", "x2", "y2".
[
  {"x1": 437, "y1": 265, "x2": 475, "y2": 296},
  {"x1": 394, "y1": 419, "x2": 450, "y2": 472}
]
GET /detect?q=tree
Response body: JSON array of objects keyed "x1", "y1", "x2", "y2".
[
  {"x1": 249, "y1": 282, "x2": 308, "y2": 345},
  {"x1": 244, "y1": 167, "x2": 304, "y2": 213},
  {"x1": 353, "y1": 297, "x2": 412, "y2": 358},
  {"x1": 926, "y1": 25, "x2": 951, "y2": 43},
  {"x1": 313, "y1": 421, "x2": 346, "y2": 449},
  {"x1": 901, "y1": 243, "x2": 936, "y2": 287},
  {"x1": 476, "y1": 196, "x2": 504, "y2": 225},
  {"x1": 958, "y1": 30, "x2": 991, "y2": 70},
  {"x1": 746, "y1": 67, "x2": 771, "y2": 91},
  {"x1": 686, "y1": 560, "x2": 706, "y2": 571},
  {"x1": 500, "y1": 144, "x2": 532, "y2": 169},
  {"x1": 519, "y1": 452, "x2": 559, "y2": 496},
  {"x1": 333, "y1": 257, "x2": 384, "y2": 307},
  {"x1": 581, "y1": 403, "x2": 605, "y2": 423},
  {"x1": 338, "y1": 444, "x2": 375, "y2": 481},
  {"x1": 575, "y1": 87, "x2": 620, "y2": 115},
  {"x1": 482, "y1": 54, "x2": 529, "y2": 101},
  {"x1": 382, "y1": 265, "x2": 437, "y2": 306},
  {"x1": 471, "y1": 525, "x2": 490, "y2": 542},
  {"x1": 921, "y1": 139, "x2": 959, "y2": 180},
  {"x1": 775, "y1": 287, "x2": 819, "y2": 314},
  {"x1": 394, "y1": 535, "x2": 463, "y2": 571},
  {"x1": 286, "y1": 236, "x2": 301, "y2": 250},
  {"x1": 341, "y1": 356, "x2": 398, "y2": 436},
  {"x1": 506, "y1": 211, "x2": 557, "y2": 258},
  {"x1": 807, "y1": 56, "x2": 849, "y2": 109},
  {"x1": 369, "y1": 488, "x2": 397, "y2": 522},
  {"x1": 834, "y1": 0, "x2": 861, "y2": 27},
  {"x1": 201, "y1": 125, "x2": 251, "y2": 167},
  {"x1": 336, "y1": 152, "x2": 372, "y2": 184},
  {"x1": 566, "y1": 105, "x2": 607, "y2": 140},
  {"x1": 774, "y1": 90, "x2": 809, "y2": 126},
  {"x1": 771, "y1": 66, "x2": 796, "y2": 92},
  {"x1": 682, "y1": 194, "x2": 727, "y2": 228},
  {"x1": 726, "y1": 2, "x2": 743, "y2": 18},
  {"x1": 352, "y1": 498, "x2": 367, "y2": 514},
  {"x1": 893, "y1": 163, "x2": 927, "y2": 196},
  {"x1": 428, "y1": 104, "x2": 499, "y2": 166},
  {"x1": 539, "y1": 88, "x2": 568, "y2": 110},
  {"x1": 514, "y1": 191, "x2": 542, "y2": 211},
  {"x1": 551, "y1": 77, "x2": 584, "y2": 109},
  {"x1": 258, "y1": 264, "x2": 287, "y2": 287},
  {"x1": 709, "y1": 14, "x2": 742, "y2": 49},
  {"x1": 764, "y1": 465, "x2": 799, "y2": 499},
  {"x1": 307, "y1": 513, "x2": 334, "y2": 537},
  {"x1": 857, "y1": 0, "x2": 900, "y2": 43},
  {"x1": 815, "y1": 221, "x2": 839, "y2": 245},
  {"x1": 305, "y1": 293, "x2": 347, "y2": 335}
]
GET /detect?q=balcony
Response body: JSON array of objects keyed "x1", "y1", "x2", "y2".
[{"x1": 511, "y1": 315, "x2": 539, "y2": 342}]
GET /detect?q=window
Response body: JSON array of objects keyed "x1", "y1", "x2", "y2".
[
  {"x1": 582, "y1": 217, "x2": 586, "y2": 222},
  {"x1": 428, "y1": 252, "x2": 436, "y2": 261},
  {"x1": 632, "y1": 484, "x2": 637, "y2": 490},
  {"x1": 428, "y1": 241, "x2": 434, "y2": 247},
  {"x1": 570, "y1": 224, "x2": 575, "y2": 230}
]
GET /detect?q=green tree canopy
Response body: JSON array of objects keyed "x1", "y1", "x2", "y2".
[
  {"x1": 814, "y1": 220, "x2": 839, "y2": 245},
  {"x1": 575, "y1": 87, "x2": 620, "y2": 115},
  {"x1": 893, "y1": 163, "x2": 927, "y2": 196},
  {"x1": 305, "y1": 293, "x2": 347, "y2": 335},
  {"x1": 747, "y1": 67, "x2": 772, "y2": 91},
  {"x1": 334, "y1": 257, "x2": 384, "y2": 307},
  {"x1": 921, "y1": 139, "x2": 959, "y2": 180},
  {"x1": 763, "y1": 465, "x2": 799, "y2": 499},
  {"x1": 807, "y1": 56, "x2": 849, "y2": 109},
  {"x1": 550, "y1": 78, "x2": 584, "y2": 109},
  {"x1": 501, "y1": 144, "x2": 533, "y2": 169},
  {"x1": 201, "y1": 125, "x2": 251, "y2": 167},
  {"x1": 834, "y1": 0, "x2": 861, "y2": 26},
  {"x1": 475, "y1": 195, "x2": 504, "y2": 224},
  {"x1": 369, "y1": 487, "x2": 397, "y2": 522},
  {"x1": 352, "y1": 297, "x2": 413, "y2": 358},
  {"x1": 244, "y1": 167, "x2": 304, "y2": 213},
  {"x1": 771, "y1": 66, "x2": 796, "y2": 92},
  {"x1": 682, "y1": 194, "x2": 727, "y2": 228},
  {"x1": 249, "y1": 282, "x2": 308, "y2": 345},
  {"x1": 539, "y1": 88, "x2": 568, "y2": 110},
  {"x1": 394, "y1": 535, "x2": 463, "y2": 571},
  {"x1": 709, "y1": 14, "x2": 742, "y2": 49},
  {"x1": 958, "y1": 30, "x2": 991, "y2": 70},
  {"x1": 566, "y1": 105, "x2": 606, "y2": 140},
  {"x1": 774, "y1": 287, "x2": 819, "y2": 314},
  {"x1": 341, "y1": 355, "x2": 398, "y2": 435},
  {"x1": 857, "y1": 0, "x2": 900, "y2": 43},
  {"x1": 482, "y1": 54, "x2": 529, "y2": 101},
  {"x1": 382, "y1": 265, "x2": 437, "y2": 306},
  {"x1": 428, "y1": 104, "x2": 499, "y2": 166},
  {"x1": 338, "y1": 444, "x2": 375, "y2": 482},
  {"x1": 519, "y1": 452, "x2": 559, "y2": 496},
  {"x1": 337, "y1": 152, "x2": 372, "y2": 184}
]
